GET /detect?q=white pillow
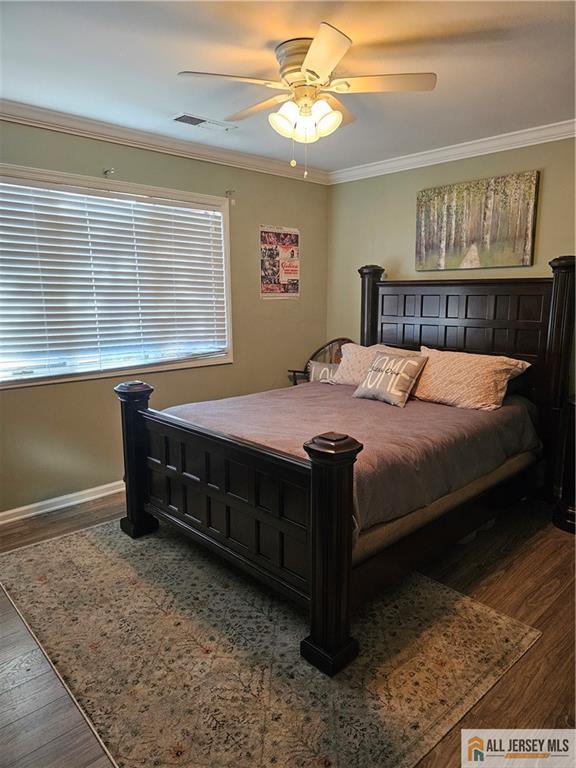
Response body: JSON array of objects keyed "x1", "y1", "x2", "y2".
[
  {"x1": 307, "y1": 360, "x2": 339, "y2": 383},
  {"x1": 332, "y1": 343, "x2": 420, "y2": 386},
  {"x1": 413, "y1": 347, "x2": 530, "y2": 410}
]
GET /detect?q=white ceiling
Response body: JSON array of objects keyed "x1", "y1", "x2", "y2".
[{"x1": 1, "y1": 1, "x2": 574, "y2": 172}]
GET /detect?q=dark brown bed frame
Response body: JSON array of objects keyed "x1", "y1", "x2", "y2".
[{"x1": 115, "y1": 255, "x2": 574, "y2": 675}]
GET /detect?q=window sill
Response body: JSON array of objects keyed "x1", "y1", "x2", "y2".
[{"x1": 0, "y1": 352, "x2": 234, "y2": 390}]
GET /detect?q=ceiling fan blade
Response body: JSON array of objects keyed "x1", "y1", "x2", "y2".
[
  {"x1": 301, "y1": 22, "x2": 352, "y2": 85},
  {"x1": 322, "y1": 94, "x2": 356, "y2": 127},
  {"x1": 226, "y1": 93, "x2": 291, "y2": 122},
  {"x1": 327, "y1": 72, "x2": 437, "y2": 94},
  {"x1": 178, "y1": 71, "x2": 288, "y2": 90}
]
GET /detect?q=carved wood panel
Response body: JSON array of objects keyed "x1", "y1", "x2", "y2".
[
  {"x1": 143, "y1": 419, "x2": 311, "y2": 594},
  {"x1": 377, "y1": 279, "x2": 553, "y2": 401}
]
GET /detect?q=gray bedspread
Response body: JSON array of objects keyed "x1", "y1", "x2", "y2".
[{"x1": 164, "y1": 382, "x2": 540, "y2": 532}]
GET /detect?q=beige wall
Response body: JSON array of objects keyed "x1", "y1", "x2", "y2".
[
  {"x1": 0, "y1": 122, "x2": 330, "y2": 510},
  {"x1": 327, "y1": 139, "x2": 575, "y2": 340},
  {"x1": 1, "y1": 124, "x2": 574, "y2": 511}
]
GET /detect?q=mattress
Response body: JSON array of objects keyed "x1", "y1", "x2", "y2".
[
  {"x1": 352, "y1": 449, "x2": 536, "y2": 564},
  {"x1": 163, "y1": 382, "x2": 541, "y2": 532}
]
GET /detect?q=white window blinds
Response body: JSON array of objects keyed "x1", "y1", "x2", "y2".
[{"x1": 0, "y1": 179, "x2": 230, "y2": 384}]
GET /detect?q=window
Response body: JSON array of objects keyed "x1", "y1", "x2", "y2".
[{"x1": 0, "y1": 175, "x2": 231, "y2": 386}]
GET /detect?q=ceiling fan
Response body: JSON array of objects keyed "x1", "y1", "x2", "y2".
[{"x1": 178, "y1": 22, "x2": 437, "y2": 146}]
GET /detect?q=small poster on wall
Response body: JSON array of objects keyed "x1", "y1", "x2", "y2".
[{"x1": 260, "y1": 225, "x2": 300, "y2": 298}]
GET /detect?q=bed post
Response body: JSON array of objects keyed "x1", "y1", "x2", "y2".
[
  {"x1": 359, "y1": 264, "x2": 384, "y2": 346},
  {"x1": 301, "y1": 431, "x2": 363, "y2": 675},
  {"x1": 545, "y1": 255, "x2": 575, "y2": 498},
  {"x1": 114, "y1": 380, "x2": 159, "y2": 539}
]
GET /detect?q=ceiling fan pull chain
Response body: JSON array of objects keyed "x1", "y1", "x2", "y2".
[
  {"x1": 290, "y1": 138, "x2": 297, "y2": 168},
  {"x1": 304, "y1": 141, "x2": 309, "y2": 179}
]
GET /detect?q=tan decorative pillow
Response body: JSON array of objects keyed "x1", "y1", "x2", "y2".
[
  {"x1": 332, "y1": 343, "x2": 421, "y2": 386},
  {"x1": 307, "y1": 360, "x2": 339, "y2": 383},
  {"x1": 413, "y1": 347, "x2": 530, "y2": 411},
  {"x1": 353, "y1": 353, "x2": 428, "y2": 407}
]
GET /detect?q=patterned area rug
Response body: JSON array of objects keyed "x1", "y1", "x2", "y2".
[{"x1": 0, "y1": 521, "x2": 540, "y2": 768}]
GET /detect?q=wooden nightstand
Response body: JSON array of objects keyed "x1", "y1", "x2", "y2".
[{"x1": 553, "y1": 397, "x2": 575, "y2": 533}]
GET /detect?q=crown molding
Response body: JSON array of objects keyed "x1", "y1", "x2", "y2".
[
  {"x1": 329, "y1": 119, "x2": 576, "y2": 184},
  {"x1": 1, "y1": 99, "x2": 574, "y2": 187},
  {"x1": 0, "y1": 99, "x2": 331, "y2": 185}
]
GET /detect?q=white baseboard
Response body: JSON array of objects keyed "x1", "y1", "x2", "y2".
[{"x1": 0, "y1": 481, "x2": 125, "y2": 526}]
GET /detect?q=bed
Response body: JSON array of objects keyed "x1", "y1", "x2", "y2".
[{"x1": 115, "y1": 255, "x2": 574, "y2": 675}]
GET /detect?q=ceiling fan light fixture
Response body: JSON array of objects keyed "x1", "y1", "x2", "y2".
[
  {"x1": 179, "y1": 20, "x2": 438, "y2": 153},
  {"x1": 310, "y1": 99, "x2": 331, "y2": 120},
  {"x1": 268, "y1": 100, "x2": 299, "y2": 138},
  {"x1": 268, "y1": 111, "x2": 294, "y2": 138},
  {"x1": 269, "y1": 98, "x2": 341, "y2": 143},
  {"x1": 279, "y1": 100, "x2": 300, "y2": 121},
  {"x1": 293, "y1": 114, "x2": 319, "y2": 144},
  {"x1": 317, "y1": 109, "x2": 342, "y2": 137},
  {"x1": 312, "y1": 99, "x2": 342, "y2": 137}
]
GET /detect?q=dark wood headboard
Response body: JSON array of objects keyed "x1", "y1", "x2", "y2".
[{"x1": 358, "y1": 256, "x2": 575, "y2": 494}]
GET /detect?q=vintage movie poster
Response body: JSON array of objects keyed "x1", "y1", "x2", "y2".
[{"x1": 260, "y1": 225, "x2": 300, "y2": 298}]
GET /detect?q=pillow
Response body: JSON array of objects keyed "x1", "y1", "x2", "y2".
[
  {"x1": 379, "y1": 345, "x2": 421, "y2": 358},
  {"x1": 307, "y1": 360, "x2": 339, "y2": 383},
  {"x1": 332, "y1": 343, "x2": 421, "y2": 386},
  {"x1": 353, "y1": 353, "x2": 428, "y2": 407},
  {"x1": 413, "y1": 346, "x2": 530, "y2": 411}
]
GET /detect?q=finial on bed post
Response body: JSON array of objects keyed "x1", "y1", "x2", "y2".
[
  {"x1": 114, "y1": 381, "x2": 159, "y2": 539},
  {"x1": 546, "y1": 256, "x2": 575, "y2": 501},
  {"x1": 301, "y1": 431, "x2": 363, "y2": 675},
  {"x1": 359, "y1": 265, "x2": 384, "y2": 346}
]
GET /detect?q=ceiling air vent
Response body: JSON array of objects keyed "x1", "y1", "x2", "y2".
[{"x1": 173, "y1": 114, "x2": 236, "y2": 132}]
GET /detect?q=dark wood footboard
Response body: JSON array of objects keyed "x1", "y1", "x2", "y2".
[{"x1": 114, "y1": 381, "x2": 363, "y2": 675}]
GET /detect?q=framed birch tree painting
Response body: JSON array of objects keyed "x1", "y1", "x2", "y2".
[{"x1": 415, "y1": 170, "x2": 539, "y2": 271}]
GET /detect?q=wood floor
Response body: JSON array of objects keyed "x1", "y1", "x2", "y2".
[
  {"x1": 0, "y1": 494, "x2": 124, "y2": 768},
  {"x1": 0, "y1": 492, "x2": 573, "y2": 767},
  {"x1": 0, "y1": 590, "x2": 115, "y2": 768},
  {"x1": 419, "y1": 498, "x2": 575, "y2": 766}
]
